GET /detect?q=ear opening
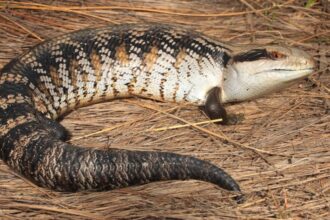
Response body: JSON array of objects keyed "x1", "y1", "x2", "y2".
[{"x1": 222, "y1": 52, "x2": 231, "y2": 67}]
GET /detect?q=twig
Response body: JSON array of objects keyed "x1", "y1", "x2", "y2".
[
  {"x1": 239, "y1": 0, "x2": 273, "y2": 23},
  {"x1": 295, "y1": 30, "x2": 330, "y2": 44},
  {"x1": 69, "y1": 121, "x2": 132, "y2": 141},
  {"x1": 0, "y1": 1, "x2": 288, "y2": 18},
  {"x1": 2, "y1": 203, "x2": 104, "y2": 220},
  {"x1": 1, "y1": 2, "x2": 118, "y2": 24},
  {"x1": 147, "y1": 118, "x2": 223, "y2": 132},
  {"x1": 0, "y1": 13, "x2": 43, "y2": 41},
  {"x1": 127, "y1": 100, "x2": 289, "y2": 161},
  {"x1": 69, "y1": 104, "x2": 182, "y2": 142}
]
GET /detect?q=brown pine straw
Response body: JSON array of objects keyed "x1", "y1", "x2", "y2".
[
  {"x1": 0, "y1": 0, "x2": 329, "y2": 219},
  {"x1": 0, "y1": 1, "x2": 294, "y2": 17}
]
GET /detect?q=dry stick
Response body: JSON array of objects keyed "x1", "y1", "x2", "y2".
[
  {"x1": 241, "y1": 96, "x2": 305, "y2": 144},
  {"x1": 2, "y1": 203, "x2": 103, "y2": 220},
  {"x1": 270, "y1": 192, "x2": 282, "y2": 218},
  {"x1": 127, "y1": 100, "x2": 288, "y2": 163},
  {"x1": 147, "y1": 118, "x2": 223, "y2": 132},
  {"x1": 239, "y1": 0, "x2": 273, "y2": 23},
  {"x1": 0, "y1": 13, "x2": 43, "y2": 41},
  {"x1": 255, "y1": 115, "x2": 330, "y2": 145},
  {"x1": 285, "y1": 40, "x2": 319, "y2": 49},
  {"x1": 287, "y1": 5, "x2": 330, "y2": 16},
  {"x1": 67, "y1": 1, "x2": 295, "y2": 17},
  {"x1": 227, "y1": 30, "x2": 284, "y2": 41},
  {"x1": 67, "y1": 9, "x2": 119, "y2": 24},
  {"x1": 0, "y1": 211, "x2": 16, "y2": 220},
  {"x1": 240, "y1": 158, "x2": 311, "y2": 179},
  {"x1": 69, "y1": 121, "x2": 133, "y2": 141},
  {"x1": 250, "y1": 174, "x2": 330, "y2": 193},
  {"x1": 1, "y1": 1, "x2": 288, "y2": 17},
  {"x1": 249, "y1": 115, "x2": 329, "y2": 147},
  {"x1": 2, "y1": 4, "x2": 118, "y2": 24},
  {"x1": 265, "y1": 99, "x2": 303, "y2": 123},
  {"x1": 309, "y1": 76, "x2": 330, "y2": 93},
  {"x1": 272, "y1": 93, "x2": 330, "y2": 99},
  {"x1": 68, "y1": 104, "x2": 183, "y2": 141},
  {"x1": 65, "y1": 6, "x2": 271, "y2": 17},
  {"x1": 232, "y1": 99, "x2": 285, "y2": 143},
  {"x1": 294, "y1": 30, "x2": 330, "y2": 44},
  {"x1": 239, "y1": 198, "x2": 266, "y2": 208}
]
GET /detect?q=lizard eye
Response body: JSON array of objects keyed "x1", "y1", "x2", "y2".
[{"x1": 269, "y1": 51, "x2": 286, "y2": 59}]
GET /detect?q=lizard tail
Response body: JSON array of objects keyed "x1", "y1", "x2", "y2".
[{"x1": 1, "y1": 113, "x2": 243, "y2": 203}]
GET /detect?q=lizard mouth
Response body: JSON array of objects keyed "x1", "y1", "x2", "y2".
[
  {"x1": 277, "y1": 68, "x2": 315, "y2": 77},
  {"x1": 278, "y1": 68, "x2": 315, "y2": 84},
  {"x1": 254, "y1": 67, "x2": 314, "y2": 75},
  {"x1": 272, "y1": 67, "x2": 314, "y2": 72}
]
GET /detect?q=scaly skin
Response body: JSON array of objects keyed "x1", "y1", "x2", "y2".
[{"x1": 0, "y1": 24, "x2": 315, "y2": 203}]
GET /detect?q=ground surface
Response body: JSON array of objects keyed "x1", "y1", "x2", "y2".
[{"x1": 0, "y1": 0, "x2": 329, "y2": 219}]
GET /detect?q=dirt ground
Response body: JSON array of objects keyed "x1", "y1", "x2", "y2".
[{"x1": 0, "y1": 0, "x2": 329, "y2": 219}]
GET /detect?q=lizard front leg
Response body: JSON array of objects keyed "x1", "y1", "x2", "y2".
[{"x1": 203, "y1": 87, "x2": 243, "y2": 125}]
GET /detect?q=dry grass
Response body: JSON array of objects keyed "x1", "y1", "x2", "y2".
[{"x1": 0, "y1": 0, "x2": 329, "y2": 219}]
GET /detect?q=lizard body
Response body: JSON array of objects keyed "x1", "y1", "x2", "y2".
[{"x1": 0, "y1": 24, "x2": 315, "y2": 203}]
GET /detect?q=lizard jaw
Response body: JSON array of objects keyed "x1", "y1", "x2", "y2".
[{"x1": 221, "y1": 46, "x2": 315, "y2": 103}]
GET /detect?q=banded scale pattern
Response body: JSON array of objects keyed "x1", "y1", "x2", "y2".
[
  {"x1": 12, "y1": 24, "x2": 230, "y2": 118},
  {"x1": 0, "y1": 24, "x2": 243, "y2": 202}
]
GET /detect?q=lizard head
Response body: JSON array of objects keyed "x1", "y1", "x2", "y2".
[{"x1": 222, "y1": 45, "x2": 315, "y2": 103}]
